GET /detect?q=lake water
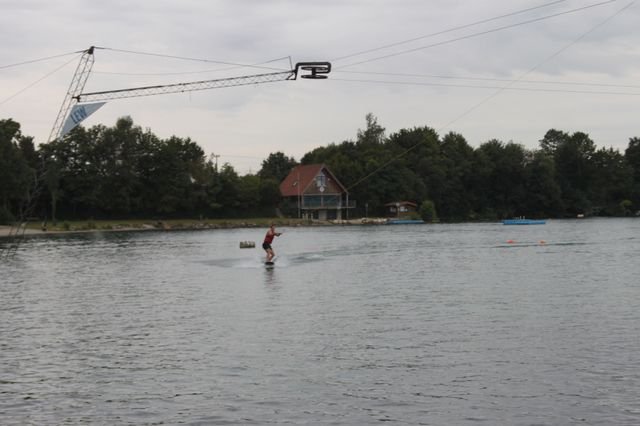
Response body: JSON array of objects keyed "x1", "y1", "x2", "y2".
[{"x1": 1, "y1": 219, "x2": 639, "y2": 425}]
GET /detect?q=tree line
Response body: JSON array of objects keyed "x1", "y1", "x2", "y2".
[
  {"x1": 1, "y1": 113, "x2": 639, "y2": 224},
  {"x1": 0, "y1": 117, "x2": 283, "y2": 224},
  {"x1": 303, "y1": 114, "x2": 640, "y2": 220}
]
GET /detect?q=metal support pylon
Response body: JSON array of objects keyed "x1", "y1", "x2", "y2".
[{"x1": 48, "y1": 46, "x2": 96, "y2": 143}]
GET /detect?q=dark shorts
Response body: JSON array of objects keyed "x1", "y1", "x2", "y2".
[{"x1": 262, "y1": 242, "x2": 272, "y2": 250}]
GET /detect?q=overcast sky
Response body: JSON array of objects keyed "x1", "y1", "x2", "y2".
[{"x1": 1, "y1": 0, "x2": 639, "y2": 174}]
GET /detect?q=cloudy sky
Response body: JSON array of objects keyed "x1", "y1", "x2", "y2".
[{"x1": 1, "y1": 0, "x2": 639, "y2": 174}]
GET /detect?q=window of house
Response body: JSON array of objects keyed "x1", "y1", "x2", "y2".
[{"x1": 315, "y1": 173, "x2": 326, "y2": 192}]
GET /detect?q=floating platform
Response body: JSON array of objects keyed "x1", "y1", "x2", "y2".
[
  {"x1": 386, "y1": 219, "x2": 425, "y2": 225},
  {"x1": 502, "y1": 219, "x2": 546, "y2": 225}
]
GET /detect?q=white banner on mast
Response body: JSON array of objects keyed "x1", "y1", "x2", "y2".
[{"x1": 60, "y1": 102, "x2": 106, "y2": 138}]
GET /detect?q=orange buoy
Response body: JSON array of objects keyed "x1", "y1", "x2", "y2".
[{"x1": 507, "y1": 239, "x2": 514, "y2": 244}]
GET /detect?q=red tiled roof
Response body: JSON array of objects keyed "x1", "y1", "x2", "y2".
[{"x1": 279, "y1": 164, "x2": 347, "y2": 197}]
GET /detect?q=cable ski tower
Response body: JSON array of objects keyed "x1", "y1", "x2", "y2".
[{"x1": 48, "y1": 46, "x2": 331, "y2": 141}]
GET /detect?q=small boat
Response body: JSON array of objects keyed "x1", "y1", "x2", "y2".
[{"x1": 502, "y1": 218, "x2": 546, "y2": 225}]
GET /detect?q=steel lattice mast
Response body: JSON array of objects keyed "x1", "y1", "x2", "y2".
[
  {"x1": 48, "y1": 46, "x2": 96, "y2": 142},
  {"x1": 48, "y1": 45, "x2": 331, "y2": 139}
]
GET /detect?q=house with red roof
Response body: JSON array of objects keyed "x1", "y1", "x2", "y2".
[{"x1": 279, "y1": 164, "x2": 354, "y2": 220}]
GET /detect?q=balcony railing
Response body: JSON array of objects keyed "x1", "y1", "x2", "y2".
[{"x1": 300, "y1": 195, "x2": 356, "y2": 209}]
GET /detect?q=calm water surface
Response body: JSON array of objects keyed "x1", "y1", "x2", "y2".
[{"x1": 1, "y1": 219, "x2": 639, "y2": 425}]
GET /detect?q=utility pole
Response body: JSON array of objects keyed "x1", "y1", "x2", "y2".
[{"x1": 210, "y1": 154, "x2": 220, "y2": 171}]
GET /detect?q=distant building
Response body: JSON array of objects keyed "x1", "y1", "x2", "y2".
[
  {"x1": 385, "y1": 201, "x2": 417, "y2": 218},
  {"x1": 280, "y1": 164, "x2": 355, "y2": 220}
]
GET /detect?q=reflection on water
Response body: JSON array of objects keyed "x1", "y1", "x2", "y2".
[{"x1": 1, "y1": 219, "x2": 640, "y2": 425}]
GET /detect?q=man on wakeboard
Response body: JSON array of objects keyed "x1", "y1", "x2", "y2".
[{"x1": 262, "y1": 223, "x2": 281, "y2": 263}]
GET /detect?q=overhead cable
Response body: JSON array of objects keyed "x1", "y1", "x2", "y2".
[
  {"x1": 333, "y1": 71, "x2": 640, "y2": 90},
  {"x1": 98, "y1": 47, "x2": 290, "y2": 72},
  {"x1": 337, "y1": 0, "x2": 619, "y2": 69},
  {"x1": 331, "y1": 0, "x2": 571, "y2": 62},
  {"x1": 331, "y1": 77, "x2": 640, "y2": 96},
  {"x1": 0, "y1": 50, "x2": 83, "y2": 71},
  {"x1": 0, "y1": 54, "x2": 81, "y2": 107}
]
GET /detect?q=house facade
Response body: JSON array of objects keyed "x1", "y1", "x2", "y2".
[{"x1": 280, "y1": 164, "x2": 355, "y2": 220}]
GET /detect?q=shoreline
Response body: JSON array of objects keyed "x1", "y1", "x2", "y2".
[
  {"x1": 0, "y1": 218, "x2": 392, "y2": 239},
  {"x1": 2, "y1": 216, "x2": 635, "y2": 239}
]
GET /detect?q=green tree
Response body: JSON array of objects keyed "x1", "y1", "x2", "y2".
[
  {"x1": 387, "y1": 126, "x2": 440, "y2": 207},
  {"x1": 38, "y1": 117, "x2": 213, "y2": 219},
  {"x1": 438, "y1": 132, "x2": 474, "y2": 219},
  {"x1": 554, "y1": 131, "x2": 597, "y2": 215},
  {"x1": 357, "y1": 113, "x2": 385, "y2": 146},
  {"x1": 523, "y1": 151, "x2": 563, "y2": 217},
  {"x1": 42, "y1": 126, "x2": 101, "y2": 218},
  {"x1": 258, "y1": 152, "x2": 297, "y2": 182},
  {"x1": 147, "y1": 135, "x2": 207, "y2": 215},
  {"x1": 0, "y1": 119, "x2": 34, "y2": 222},
  {"x1": 625, "y1": 137, "x2": 640, "y2": 210},
  {"x1": 216, "y1": 163, "x2": 241, "y2": 215},
  {"x1": 259, "y1": 177, "x2": 281, "y2": 213},
  {"x1": 43, "y1": 157, "x2": 62, "y2": 224},
  {"x1": 590, "y1": 147, "x2": 633, "y2": 215},
  {"x1": 18, "y1": 135, "x2": 38, "y2": 170},
  {"x1": 419, "y1": 199, "x2": 438, "y2": 222},
  {"x1": 472, "y1": 140, "x2": 527, "y2": 219},
  {"x1": 236, "y1": 174, "x2": 261, "y2": 214},
  {"x1": 539, "y1": 128, "x2": 569, "y2": 156},
  {"x1": 94, "y1": 116, "x2": 146, "y2": 215}
]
